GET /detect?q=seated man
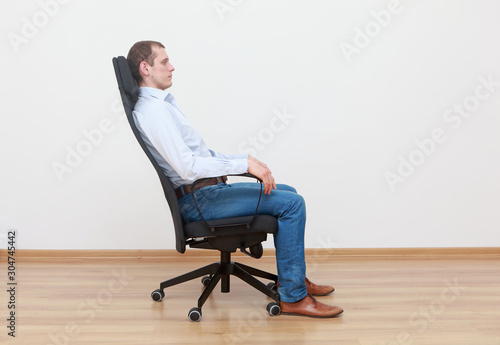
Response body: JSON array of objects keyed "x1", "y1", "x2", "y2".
[{"x1": 127, "y1": 40, "x2": 343, "y2": 318}]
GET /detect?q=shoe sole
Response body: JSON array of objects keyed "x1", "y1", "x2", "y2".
[{"x1": 281, "y1": 309, "x2": 344, "y2": 318}]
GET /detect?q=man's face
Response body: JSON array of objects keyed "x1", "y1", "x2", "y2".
[{"x1": 144, "y1": 46, "x2": 175, "y2": 90}]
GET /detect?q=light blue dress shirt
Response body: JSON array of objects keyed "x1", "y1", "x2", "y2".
[{"x1": 133, "y1": 87, "x2": 248, "y2": 188}]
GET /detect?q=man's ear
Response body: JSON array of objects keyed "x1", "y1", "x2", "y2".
[{"x1": 139, "y1": 61, "x2": 149, "y2": 78}]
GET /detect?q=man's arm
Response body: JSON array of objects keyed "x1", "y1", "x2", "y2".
[
  {"x1": 210, "y1": 151, "x2": 276, "y2": 194},
  {"x1": 134, "y1": 104, "x2": 247, "y2": 183}
]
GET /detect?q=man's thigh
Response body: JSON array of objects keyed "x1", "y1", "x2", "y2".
[
  {"x1": 229, "y1": 182, "x2": 297, "y2": 194},
  {"x1": 181, "y1": 183, "x2": 300, "y2": 222}
]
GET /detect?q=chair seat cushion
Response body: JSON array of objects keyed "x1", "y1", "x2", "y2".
[{"x1": 184, "y1": 215, "x2": 278, "y2": 239}]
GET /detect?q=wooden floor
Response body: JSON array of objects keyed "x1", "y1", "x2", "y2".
[{"x1": 2, "y1": 253, "x2": 500, "y2": 345}]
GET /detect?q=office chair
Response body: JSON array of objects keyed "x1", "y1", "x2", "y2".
[{"x1": 112, "y1": 56, "x2": 281, "y2": 321}]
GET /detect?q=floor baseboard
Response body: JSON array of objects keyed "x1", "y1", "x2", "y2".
[{"x1": 2, "y1": 247, "x2": 499, "y2": 259}]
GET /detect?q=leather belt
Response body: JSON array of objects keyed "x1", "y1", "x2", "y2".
[{"x1": 175, "y1": 176, "x2": 227, "y2": 199}]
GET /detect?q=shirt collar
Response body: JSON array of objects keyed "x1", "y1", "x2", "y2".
[{"x1": 138, "y1": 87, "x2": 173, "y2": 102}]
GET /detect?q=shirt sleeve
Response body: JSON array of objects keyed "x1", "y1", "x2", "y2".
[
  {"x1": 209, "y1": 150, "x2": 249, "y2": 161},
  {"x1": 134, "y1": 101, "x2": 248, "y2": 182}
]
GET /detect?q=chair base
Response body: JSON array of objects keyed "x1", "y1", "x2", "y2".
[{"x1": 151, "y1": 251, "x2": 280, "y2": 320}]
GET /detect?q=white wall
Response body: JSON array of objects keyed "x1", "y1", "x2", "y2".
[{"x1": 1, "y1": 0, "x2": 499, "y2": 250}]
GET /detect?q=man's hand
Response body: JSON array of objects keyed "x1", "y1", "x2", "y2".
[{"x1": 247, "y1": 155, "x2": 277, "y2": 194}]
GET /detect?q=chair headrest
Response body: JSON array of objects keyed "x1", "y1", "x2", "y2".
[{"x1": 115, "y1": 56, "x2": 139, "y2": 106}]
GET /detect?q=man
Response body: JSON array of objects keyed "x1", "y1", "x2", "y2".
[{"x1": 127, "y1": 40, "x2": 343, "y2": 318}]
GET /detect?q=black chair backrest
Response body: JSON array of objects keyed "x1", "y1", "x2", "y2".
[{"x1": 112, "y1": 56, "x2": 187, "y2": 253}]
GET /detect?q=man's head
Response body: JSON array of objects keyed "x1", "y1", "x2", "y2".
[{"x1": 127, "y1": 40, "x2": 175, "y2": 89}]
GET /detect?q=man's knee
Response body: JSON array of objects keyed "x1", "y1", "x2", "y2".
[
  {"x1": 290, "y1": 193, "x2": 306, "y2": 210},
  {"x1": 277, "y1": 184, "x2": 297, "y2": 193}
]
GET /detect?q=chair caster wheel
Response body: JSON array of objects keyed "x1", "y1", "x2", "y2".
[
  {"x1": 267, "y1": 282, "x2": 277, "y2": 292},
  {"x1": 249, "y1": 244, "x2": 263, "y2": 258},
  {"x1": 201, "y1": 275, "x2": 212, "y2": 287},
  {"x1": 266, "y1": 302, "x2": 281, "y2": 316},
  {"x1": 188, "y1": 307, "x2": 202, "y2": 322},
  {"x1": 151, "y1": 289, "x2": 165, "y2": 302}
]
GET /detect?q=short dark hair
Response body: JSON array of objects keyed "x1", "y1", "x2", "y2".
[{"x1": 127, "y1": 40, "x2": 165, "y2": 82}]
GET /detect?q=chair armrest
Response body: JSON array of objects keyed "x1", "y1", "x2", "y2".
[
  {"x1": 228, "y1": 173, "x2": 262, "y2": 182},
  {"x1": 190, "y1": 173, "x2": 264, "y2": 230}
]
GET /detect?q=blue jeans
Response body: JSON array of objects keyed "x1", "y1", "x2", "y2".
[{"x1": 178, "y1": 182, "x2": 308, "y2": 303}]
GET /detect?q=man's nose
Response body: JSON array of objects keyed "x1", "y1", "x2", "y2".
[{"x1": 169, "y1": 63, "x2": 175, "y2": 71}]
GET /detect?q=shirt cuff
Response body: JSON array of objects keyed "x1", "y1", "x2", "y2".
[
  {"x1": 229, "y1": 158, "x2": 248, "y2": 175},
  {"x1": 231, "y1": 153, "x2": 249, "y2": 160}
]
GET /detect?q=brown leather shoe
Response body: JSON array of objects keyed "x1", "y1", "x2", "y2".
[
  {"x1": 305, "y1": 277, "x2": 335, "y2": 296},
  {"x1": 280, "y1": 294, "x2": 343, "y2": 318},
  {"x1": 276, "y1": 278, "x2": 335, "y2": 296}
]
